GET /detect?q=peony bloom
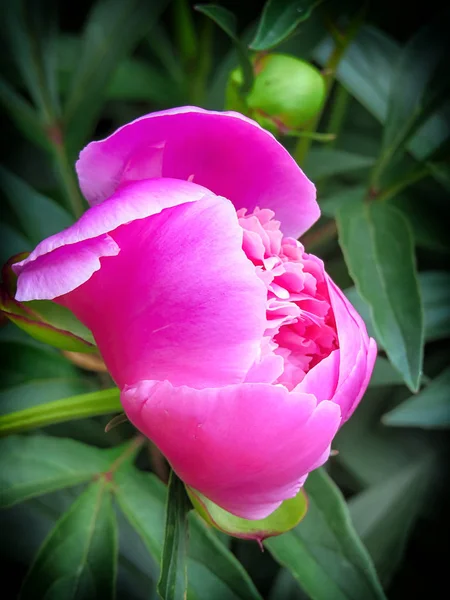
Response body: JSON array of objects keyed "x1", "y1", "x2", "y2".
[{"x1": 13, "y1": 107, "x2": 376, "y2": 520}]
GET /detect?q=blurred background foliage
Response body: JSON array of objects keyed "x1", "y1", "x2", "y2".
[{"x1": 0, "y1": 0, "x2": 449, "y2": 598}]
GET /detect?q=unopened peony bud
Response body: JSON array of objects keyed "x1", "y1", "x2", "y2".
[{"x1": 228, "y1": 53, "x2": 326, "y2": 134}]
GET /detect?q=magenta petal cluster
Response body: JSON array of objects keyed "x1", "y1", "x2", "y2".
[{"x1": 13, "y1": 107, "x2": 376, "y2": 520}]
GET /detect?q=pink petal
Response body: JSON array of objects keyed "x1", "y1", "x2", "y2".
[
  {"x1": 14, "y1": 177, "x2": 214, "y2": 286},
  {"x1": 345, "y1": 337, "x2": 377, "y2": 419},
  {"x1": 15, "y1": 235, "x2": 119, "y2": 301},
  {"x1": 57, "y1": 195, "x2": 266, "y2": 390},
  {"x1": 76, "y1": 107, "x2": 319, "y2": 238},
  {"x1": 294, "y1": 348, "x2": 340, "y2": 400},
  {"x1": 121, "y1": 380, "x2": 341, "y2": 519},
  {"x1": 325, "y1": 276, "x2": 377, "y2": 421}
]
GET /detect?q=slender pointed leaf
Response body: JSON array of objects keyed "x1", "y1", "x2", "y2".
[
  {"x1": 20, "y1": 482, "x2": 118, "y2": 600},
  {"x1": 58, "y1": 35, "x2": 181, "y2": 104},
  {"x1": 265, "y1": 469, "x2": 386, "y2": 600},
  {"x1": 64, "y1": 0, "x2": 169, "y2": 154},
  {"x1": 382, "y1": 14, "x2": 450, "y2": 158},
  {"x1": 383, "y1": 366, "x2": 450, "y2": 428},
  {"x1": 3, "y1": 0, "x2": 59, "y2": 117},
  {"x1": 0, "y1": 166, "x2": 73, "y2": 243},
  {"x1": 250, "y1": 0, "x2": 322, "y2": 50},
  {"x1": 314, "y1": 26, "x2": 450, "y2": 167},
  {"x1": 349, "y1": 457, "x2": 436, "y2": 585},
  {"x1": 0, "y1": 435, "x2": 113, "y2": 508},
  {"x1": 314, "y1": 26, "x2": 397, "y2": 123},
  {"x1": 114, "y1": 468, "x2": 263, "y2": 599},
  {"x1": 337, "y1": 201, "x2": 424, "y2": 391},
  {"x1": 369, "y1": 357, "x2": 410, "y2": 387},
  {"x1": 419, "y1": 271, "x2": 450, "y2": 341},
  {"x1": 0, "y1": 77, "x2": 49, "y2": 150},
  {"x1": 157, "y1": 472, "x2": 191, "y2": 600},
  {"x1": 0, "y1": 388, "x2": 121, "y2": 436},
  {"x1": 304, "y1": 149, "x2": 375, "y2": 181},
  {"x1": 345, "y1": 270, "x2": 450, "y2": 348}
]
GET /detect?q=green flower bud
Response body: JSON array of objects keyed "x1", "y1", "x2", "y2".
[{"x1": 227, "y1": 53, "x2": 326, "y2": 134}]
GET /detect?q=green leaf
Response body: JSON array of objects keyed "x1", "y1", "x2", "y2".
[
  {"x1": 114, "y1": 468, "x2": 262, "y2": 599},
  {"x1": 419, "y1": 271, "x2": 450, "y2": 341},
  {"x1": 320, "y1": 185, "x2": 365, "y2": 218},
  {"x1": 0, "y1": 223, "x2": 31, "y2": 265},
  {"x1": 1, "y1": 298, "x2": 96, "y2": 353},
  {"x1": 265, "y1": 469, "x2": 386, "y2": 600},
  {"x1": 369, "y1": 357, "x2": 409, "y2": 387},
  {"x1": 250, "y1": 0, "x2": 322, "y2": 51},
  {"x1": 269, "y1": 569, "x2": 309, "y2": 600},
  {"x1": 345, "y1": 270, "x2": 450, "y2": 347},
  {"x1": 314, "y1": 26, "x2": 450, "y2": 171},
  {"x1": 64, "y1": 0, "x2": 169, "y2": 155},
  {"x1": 188, "y1": 487, "x2": 307, "y2": 542},
  {"x1": 157, "y1": 472, "x2": 191, "y2": 600},
  {"x1": 0, "y1": 77, "x2": 49, "y2": 151},
  {"x1": 0, "y1": 327, "x2": 96, "y2": 414},
  {"x1": 391, "y1": 192, "x2": 450, "y2": 253},
  {"x1": 383, "y1": 366, "x2": 450, "y2": 428},
  {"x1": 0, "y1": 387, "x2": 121, "y2": 436},
  {"x1": 195, "y1": 4, "x2": 254, "y2": 94},
  {"x1": 145, "y1": 25, "x2": 185, "y2": 85},
  {"x1": 382, "y1": 15, "x2": 450, "y2": 161},
  {"x1": 3, "y1": 0, "x2": 59, "y2": 118},
  {"x1": 0, "y1": 435, "x2": 112, "y2": 508},
  {"x1": 0, "y1": 378, "x2": 96, "y2": 415},
  {"x1": 349, "y1": 457, "x2": 435, "y2": 585},
  {"x1": 0, "y1": 334, "x2": 81, "y2": 389},
  {"x1": 20, "y1": 482, "x2": 118, "y2": 600},
  {"x1": 334, "y1": 387, "x2": 437, "y2": 488},
  {"x1": 337, "y1": 201, "x2": 424, "y2": 391},
  {"x1": 27, "y1": 301, "x2": 96, "y2": 347},
  {"x1": 58, "y1": 35, "x2": 181, "y2": 105},
  {"x1": 304, "y1": 149, "x2": 375, "y2": 181},
  {"x1": 314, "y1": 26, "x2": 397, "y2": 123},
  {"x1": 0, "y1": 166, "x2": 73, "y2": 244}
]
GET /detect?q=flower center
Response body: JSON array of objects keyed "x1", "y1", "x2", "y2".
[{"x1": 238, "y1": 207, "x2": 338, "y2": 390}]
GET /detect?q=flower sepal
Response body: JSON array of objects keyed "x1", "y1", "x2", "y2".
[
  {"x1": 187, "y1": 485, "x2": 308, "y2": 543},
  {"x1": 0, "y1": 252, "x2": 97, "y2": 353}
]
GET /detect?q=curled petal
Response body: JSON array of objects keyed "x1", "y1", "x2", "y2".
[
  {"x1": 325, "y1": 276, "x2": 377, "y2": 420},
  {"x1": 14, "y1": 178, "x2": 214, "y2": 300},
  {"x1": 76, "y1": 107, "x2": 319, "y2": 238},
  {"x1": 121, "y1": 380, "x2": 341, "y2": 519},
  {"x1": 15, "y1": 235, "x2": 119, "y2": 301},
  {"x1": 55, "y1": 194, "x2": 266, "y2": 390}
]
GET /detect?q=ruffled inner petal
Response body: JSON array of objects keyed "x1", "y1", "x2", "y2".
[{"x1": 238, "y1": 208, "x2": 339, "y2": 390}]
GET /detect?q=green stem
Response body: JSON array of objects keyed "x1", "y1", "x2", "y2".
[
  {"x1": 190, "y1": 17, "x2": 213, "y2": 105},
  {"x1": 51, "y1": 132, "x2": 86, "y2": 218},
  {"x1": 0, "y1": 388, "x2": 121, "y2": 436},
  {"x1": 294, "y1": 11, "x2": 364, "y2": 165},
  {"x1": 107, "y1": 436, "x2": 145, "y2": 474},
  {"x1": 173, "y1": 0, "x2": 198, "y2": 66},
  {"x1": 327, "y1": 84, "x2": 350, "y2": 147}
]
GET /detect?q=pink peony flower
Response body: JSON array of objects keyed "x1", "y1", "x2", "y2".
[{"x1": 13, "y1": 107, "x2": 376, "y2": 520}]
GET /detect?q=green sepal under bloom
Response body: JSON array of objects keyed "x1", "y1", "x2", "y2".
[
  {"x1": 0, "y1": 252, "x2": 96, "y2": 353},
  {"x1": 187, "y1": 485, "x2": 308, "y2": 543}
]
